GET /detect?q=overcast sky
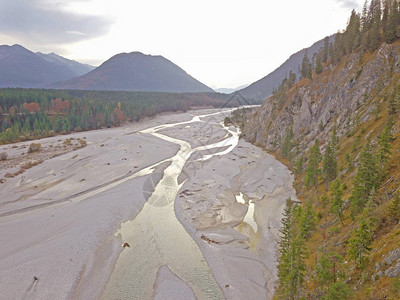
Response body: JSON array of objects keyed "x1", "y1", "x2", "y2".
[{"x1": 0, "y1": 0, "x2": 364, "y2": 88}]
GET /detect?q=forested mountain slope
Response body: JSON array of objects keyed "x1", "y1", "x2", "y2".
[{"x1": 241, "y1": 2, "x2": 400, "y2": 298}]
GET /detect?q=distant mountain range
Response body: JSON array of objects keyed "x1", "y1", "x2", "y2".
[
  {"x1": 0, "y1": 44, "x2": 94, "y2": 88},
  {"x1": 53, "y1": 52, "x2": 214, "y2": 93},
  {"x1": 0, "y1": 45, "x2": 213, "y2": 93},
  {"x1": 0, "y1": 38, "x2": 338, "y2": 96},
  {"x1": 36, "y1": 52, "x2": 95, "y2": 77},
  {"x1": 239, "y1": 35, "x2": 335, "y2": 102},
  {"x1": 215, "y1": 84, "x2": 249, "y2": 94}
]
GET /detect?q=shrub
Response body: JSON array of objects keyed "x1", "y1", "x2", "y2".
[
  {"x1": 79, "y1": 139, "x2": 87, "y2": 147},
  {"x1": 0, "y1": 152, "x2": 7, "y2": 161},
  {"x1": 28, "y1": 143, "x2": 41, "y2": 153}
]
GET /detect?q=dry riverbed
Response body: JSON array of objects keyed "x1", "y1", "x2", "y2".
[{"x1": 0, "y1": 108, "x2": 297, "y2": 300}]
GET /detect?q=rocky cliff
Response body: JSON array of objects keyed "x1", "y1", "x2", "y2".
[{"x1": 243, "y1": 42, "x2": 400, "y2": 155}]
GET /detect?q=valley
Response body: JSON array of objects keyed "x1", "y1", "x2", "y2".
[{"x1": 0, "y1": 108, "x2": 296, "y2": 299}]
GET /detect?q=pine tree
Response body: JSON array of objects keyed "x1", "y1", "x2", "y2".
[
  {"x1": 333, "y1": 31, "x2": 345, "y2": 64},
  {"x1": 350, "y1": 140, "x2": 379, "y2": 216},
  {"x1": 330, "y1": 179, "x2": 344, "y2": 225},
  {"x1": 295, "y1": 156, "x2": 304, "y2": 174},
  {"x1": 361, "y1": 0, "x2": 369, "y2": 32},
  {"x1": 301, "y1": 50, "x2": 311, "y2": 79},
  {"x1": 369, "y1": 21, "x2": 381, "y2": 51},
  {"x1": 385, "y1": 0, "x2": 400, "y2": 43},
  {"x1": 277, "y1": 200, "x2": 307, "y2": 300},
  {"x1": 277, "y1": 200, "x2": 294, "y2": 298},
  {"x1": 323, "y1": 36, "x2": 330, "y2": 63},
  {"x1": 323, "y1": 142, "x2": 337, "y2": 185},
  {"x1": 22, "y1": 117, "x2": 31, "y2": 134},
  {"x1": 348, "y1": 195, "x2": 375, "y2": 267},
  {"x1": 344, "y1": 10, "x2": 361, "y2": 54},
  {"x1": 389, "y1": 91, "x2": 397, "y2": 116},
  {"x1": 377, "y1": 125, "x2": 392, "y2": 179},
  {"x1": 331, "y1": 125, "x2": 338, "y2": 151},
  {"x1": 382, "y1": 0, "x2": 390, "y2": 34},
  {"x1": 298, "y1": 201, "x2": 316, "y2": 238},
  {"x1": 282, "y1": 125, "x2": 293, "y2": 157},
  {"x1": 315, "y1": 52, "x2": 323, "y2": 74},
  {"x1": 317, "y1": 252, "x2": 336, "y2": 290},
  {"x1": 388, "y1": 193, "x2": 400, "y2": 222},
  {"x1": 305, "y1": 140, "x2": 322, "y2": 187},
  {"x1": 322, "y1": 281, "x2": 352, "y2": 300},
  {"x1": 317, "y1": 251, "x2": 344, "y2": 293}
]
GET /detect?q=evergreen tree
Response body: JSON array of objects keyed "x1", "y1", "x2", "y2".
[
  {"x1": 277, "y1": 200, "x2": 307, "y2": 300},
  {"x1": 333, "y1": 31, "x2": 345, "y2": 65},
  {"x1": 331, "y1": 124, "x2": 338, "y2": 151},
  {"x1": 361, "y1": 0, "x2": 369, "y2": 32},
  {"x1": 389, "y1": 91, "x2": 397, "y2": 116},
  {"x1": 298, "y1": 200, "x2": 316, "y2": 238},
  {"x1": 330, "y1": 179, "x2": 344, "y2": 225},
  {"x1": 301, "y1": 50, "x2": 312, "y2": 79},
  {"x1": 317, "y1": 251, "x2": 344, "y2": 292},
  {"x1": 323, "y1": 36, "x2": 330, "y2": 63},
  {"x1": 315, "y1": 52, "x2": 323, "y2": 74},
  {"x1": 305, "y1": 140, "x2": 322, "y2": 187},
  {"x1": 385, "y1": 0, "x2": 400, "y2": 43},
  {"x1": 348, "y1": 195, "x2": 375, "y2": 267},
  {"x1": 377, "y1": 125, "x2": 392, "y2": 179},
  {"x1": 295, "y1": 156, "x2": 304, "y2": 174},
  {"x1": 350, "y1": 140, "x2": 379, "y2": 216},
  {"x1": 282, "y1": 125, "x2": 293, "y2": 157},
  {"x1": 369, "y1": 20, "x2": 382, "y2": 51},
  {"x1": 22, "y1": 117, "x2": 31, "y2": 134},
  {"x1": 322, "y1": 281, "x2": 352, "y2": 300},
  {"x1": 323, "y1": 142, "x2": 337, "y2": 185},
  {"x1": 344, "y1": 10, "x2": 361, "y2": 54},
  {"x1": 277, "y1": 200, "x2": 294, "y2": 298},
  {"x1": 388, "y1": 193, "x2": 400, "y2": 222},
  {"x1": 382, "y1": 0, "x2": 390, "y2": 34}
]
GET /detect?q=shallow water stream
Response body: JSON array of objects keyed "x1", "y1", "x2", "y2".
[{"x1": 101, "y1": 110, "x2": 240, "y2": 299}]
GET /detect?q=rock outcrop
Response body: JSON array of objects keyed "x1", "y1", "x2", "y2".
[{"x1": 243, "y1": 42, "x2": 400, "y2": 155}]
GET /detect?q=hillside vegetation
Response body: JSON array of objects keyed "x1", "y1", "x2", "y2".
[
  {"x1": 0, "y1": 89, "x2": 231, "y2": 144},
  {"x1": 241, "y1": 1, "x2": 400, "y2": 299}
]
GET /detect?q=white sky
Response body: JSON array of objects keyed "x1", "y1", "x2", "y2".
[{"x1": 1, "y1": 0, "x2": 364, "y2": 88}]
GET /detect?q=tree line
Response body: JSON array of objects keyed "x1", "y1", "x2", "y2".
[{"x1": 0, "y1": 89, "x2": 231, "y2": 144}]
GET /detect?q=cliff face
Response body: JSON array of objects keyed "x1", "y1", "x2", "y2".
[{"x1": 243, "y1": 42, "x2": 400, "y2": 155}]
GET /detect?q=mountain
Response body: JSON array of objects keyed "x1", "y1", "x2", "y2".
[
  {"x1": 239, "y1": 35, "x2": 335, "y2": 102},
  {"x1": 0, "y1": 44, "x2": 94, "y2": 88},
  {"x1": 242, "y1": 40, "x2": 400, "y2": 299},
  {"x1": 215, "y1": 84, "x2": 249, "y2": 94},
  {"x1": 54, "y1": 52, "x2": 214, "y2": 93},
  {"x1": 36, "y1": 52, "x2": 94, "y2": 77}
]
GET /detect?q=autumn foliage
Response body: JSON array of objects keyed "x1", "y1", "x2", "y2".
[{"x1": 23, "y1": 102, "x2": 40, "y2": 113}]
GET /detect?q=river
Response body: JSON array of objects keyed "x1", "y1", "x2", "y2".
[{"x1": 101, "y1": 110, "x2": 239, "y2": 299}]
